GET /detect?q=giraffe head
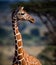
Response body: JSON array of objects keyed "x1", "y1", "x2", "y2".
[{"x1": 12, "y1": 6, "x2": 35, "y2": 23}]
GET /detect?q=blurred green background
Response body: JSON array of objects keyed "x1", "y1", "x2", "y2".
[{"x1": 0, "y1": 0, "x2": 56, "y2": 65}]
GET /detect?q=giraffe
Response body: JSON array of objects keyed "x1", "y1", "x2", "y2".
[{"x1": 12, "y1": 6, "x2": 42, "y2": 65}]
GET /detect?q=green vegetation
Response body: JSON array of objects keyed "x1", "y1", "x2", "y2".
[
  {"x1": 22, "y1": 34, "x2": 32, "y2": 40},
  {"x1": 10, "y1": 1, "x2": 56, "y2": 14},
  {"x1": 38, "y1": 46, "x2": 56, "y2": 65}
]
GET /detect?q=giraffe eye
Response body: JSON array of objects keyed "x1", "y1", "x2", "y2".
[{"x1": 21, "y1": 13, "x2": 25, "y2": 15}]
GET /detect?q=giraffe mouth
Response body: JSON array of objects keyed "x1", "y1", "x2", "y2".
[{"x1": 29, "y1": 18, "x2": 35, "y2": 23}]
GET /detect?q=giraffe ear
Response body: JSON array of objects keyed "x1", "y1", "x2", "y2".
[
  {"x1": 21, "y1": 7, "x2": 24, "y2": 10},
  {"x1": 19, "y1": 6, "x2": 24, "y2": 10}
]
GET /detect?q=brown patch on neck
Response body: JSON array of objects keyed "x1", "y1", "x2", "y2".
[
  {"x1": 17, "y1": 41, "x2": 23, "y2": 47},
  {"x1": 16, "y1": 35, "x2": 22, "y2": 40}
]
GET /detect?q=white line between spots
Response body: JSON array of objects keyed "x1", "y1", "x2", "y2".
[
  {"x1": 15, "y1": 33, "x2": 20, "y2": 36},
  {"x1": 17, "y1": 39, "x2": 22, "y2": 42},
  {"x1": 18, "y1": 53, "x2": 22, "y2": 56},
  {"x1": 19, "y1": 58, "x2": 24, "y2": 62},
  {"x1": 18, "y1": 46, "x2": 23, "y2": 49}
]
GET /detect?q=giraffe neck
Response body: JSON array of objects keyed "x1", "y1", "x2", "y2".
[{"x1": 12, "y1": 19, "x2": 24, "y2": 64}]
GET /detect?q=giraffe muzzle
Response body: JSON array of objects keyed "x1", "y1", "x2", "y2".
[{"x1": 29, "y1": 18, "x2": 35, "y2": 23}]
